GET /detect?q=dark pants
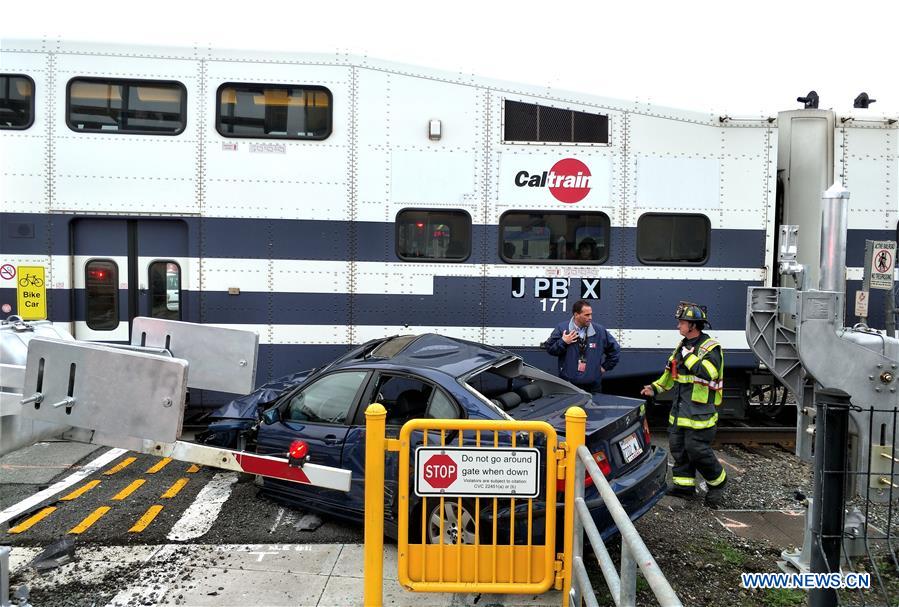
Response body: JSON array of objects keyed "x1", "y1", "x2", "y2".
[
  {"x1": 668, "y1": 425, "x2": 726, "y2": 489},
  {"x1": 573, "y1": 381, "x2": 602, "y2": 394}
]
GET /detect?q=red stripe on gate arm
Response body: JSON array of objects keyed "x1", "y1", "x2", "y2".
[{"x1": 234, "y1": 453, "x2": 311, "y2": 484}]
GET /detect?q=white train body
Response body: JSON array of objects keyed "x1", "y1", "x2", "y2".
[{"x1": 1, "y1": 39, "x2": 896, "y2": 412}]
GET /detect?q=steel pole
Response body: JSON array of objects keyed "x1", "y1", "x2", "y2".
[
  {"x1": 809, "y1": 389, "x2": 850, "y2": 607},
  {"x1": 818, "y1": 183, "x2": 849, "y2": 298}
]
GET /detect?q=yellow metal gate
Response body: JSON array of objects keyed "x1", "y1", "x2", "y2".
[{"x1": 363, "y1": 404, "x2": 563, "y2": 604}]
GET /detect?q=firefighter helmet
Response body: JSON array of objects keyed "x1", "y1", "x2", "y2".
[{"x1": 675, "y1": 301, "x2": 710, "y2": 327}]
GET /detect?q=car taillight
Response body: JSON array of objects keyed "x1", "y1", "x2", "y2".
[
  {"x1": 642, "y1": 418, "x2": 651, "y2": 445},
  {"x1": 557, "y1": 450, "x2": 610, "y2": 491}
]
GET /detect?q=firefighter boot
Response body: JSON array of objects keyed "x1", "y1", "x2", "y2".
[{"x1": 704, "y1": 478, "x2": 727, "y2": 509}]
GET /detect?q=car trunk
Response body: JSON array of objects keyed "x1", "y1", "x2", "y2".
[{"x1": 511, "y1": 392, "x2": 651, "y2": 480}]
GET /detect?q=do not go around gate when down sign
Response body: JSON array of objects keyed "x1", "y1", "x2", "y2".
[{"x1": 414, "y1": 447, "x2": 540, "y2": 498}]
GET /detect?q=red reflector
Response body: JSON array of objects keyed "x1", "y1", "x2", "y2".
[
  {"x1": 288, "y1": 440, "x2": 308, "y2": 460},
  {"x1": 643, "y1": 418, "x2": 651, "y2": 445}
]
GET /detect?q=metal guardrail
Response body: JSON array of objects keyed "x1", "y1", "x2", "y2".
[{"x1": 565, "y1": 412, "x2": 682, "y2": 607}]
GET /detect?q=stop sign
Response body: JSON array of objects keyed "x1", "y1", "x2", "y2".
[{"x1": 422, "y1": 453, "x2": 458, "y2": 490}]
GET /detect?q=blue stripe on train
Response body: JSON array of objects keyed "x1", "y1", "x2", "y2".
[
  {"x1": 13, "y1": 277, "x2": 763, "y2": 329},
  {"x1": 3, "y1": 212, "x2": 780, "y2": 268}
]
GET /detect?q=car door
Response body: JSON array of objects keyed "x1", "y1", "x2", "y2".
[
  {"x1": 256, "y1": 369, "x2": 370, "y2": 509},
  {"x1": 342, "y1": 372, "x2": 464, "y2": 527}
]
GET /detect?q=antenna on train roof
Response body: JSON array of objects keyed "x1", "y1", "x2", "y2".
[
  {"x1": 853, "y1": 92, "x2": 876, "y2": 108},
  {"x1": 797, "y1": 90, "x2": 819, "y2": 109}
]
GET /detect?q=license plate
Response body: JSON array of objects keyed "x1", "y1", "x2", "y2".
[{"x1": 619, "y1": 433, "x2": 643, "y2": 463}]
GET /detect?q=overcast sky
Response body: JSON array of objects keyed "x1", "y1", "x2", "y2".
[{"x1": 3, "y1": 0, "x2": 896, "y2": 115}]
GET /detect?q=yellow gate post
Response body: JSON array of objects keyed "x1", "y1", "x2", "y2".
[
  {"x1": 562, "y1": 406, "x2": 586, "y2": 605},
  {"x1": 364, "y1": 403, "x2": 387, "y2": 607}
]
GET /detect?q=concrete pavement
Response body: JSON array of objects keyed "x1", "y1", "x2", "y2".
[{"x1": 7, "y1": 542, "x2": 562, "y2": 606}]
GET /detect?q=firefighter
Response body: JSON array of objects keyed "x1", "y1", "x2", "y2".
[{"x1": 641, "y1": 302, "x2": 726, "y2": 508}]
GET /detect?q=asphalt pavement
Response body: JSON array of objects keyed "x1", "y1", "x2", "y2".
[{"x1": 1, "y1": 441, "x2": 559, "y2": 606}]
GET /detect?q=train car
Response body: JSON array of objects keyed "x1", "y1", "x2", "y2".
[{"x1": 1, "y1": 39, "x2": 896, "y2": 415}]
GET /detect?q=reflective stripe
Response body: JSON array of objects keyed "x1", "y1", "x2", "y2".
[
  {"x1": 693, "y1": 376, "x2": 723, "y2": 390},
  {"x1": 669, "y1": 413, "x2": 719, "y2": 429},
  {"x1": 683, "y1": 353, "x2": 700, "y2": 369},
  {"x1": 697, "y1": 338, "x2": 719, "y2": 357},
  {"x1": 672, "y1": 476, "x2": 696, "y2": 487},
  {"x1": 707, "y1": 467, "x2": 727, "y2": 486},
  {"x1": 701, "y1": 359, "x2": 719, "y2": 380}
]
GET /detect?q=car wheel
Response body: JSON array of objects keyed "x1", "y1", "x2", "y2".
[{"x1": 426, "y1": 499, "x2": 477, "y2": 545}]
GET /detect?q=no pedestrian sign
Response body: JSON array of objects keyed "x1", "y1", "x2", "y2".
[
  {"x1": 868, "y1": 241, "x2": 896, "y2": 291},
  {"x1": 414, "y1": 447, "x2": 540, "y2": 498}
]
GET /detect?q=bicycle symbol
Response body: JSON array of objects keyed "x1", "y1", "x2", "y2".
[{"x1": 18, "y1": 274, "x2": 44, "y2": 288}]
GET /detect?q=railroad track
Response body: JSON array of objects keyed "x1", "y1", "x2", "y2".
[{"x1": 650, "y1": 424, "x2": 797, "y2": 448}]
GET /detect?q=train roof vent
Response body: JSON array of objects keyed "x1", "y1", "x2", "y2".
[{"x1": 503, "y1": 99, "x2": 608, "y2": 144}]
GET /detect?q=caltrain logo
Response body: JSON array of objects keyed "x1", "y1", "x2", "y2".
[{"x1": 514, "y1": 158, "x2": 592, "y2": 203}]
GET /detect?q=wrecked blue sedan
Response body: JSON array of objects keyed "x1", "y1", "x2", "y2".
[{"x1": 203, "y1": 334, "x2": 668, "y2": 542}]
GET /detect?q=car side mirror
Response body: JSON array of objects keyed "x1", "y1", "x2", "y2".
[{"x1": 262, "y1": 407, "x2": 281, "y2": 425}]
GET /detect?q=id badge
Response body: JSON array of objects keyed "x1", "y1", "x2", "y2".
[{"x1": 577, "y1": 360, "x2": 587, "y2": 373}]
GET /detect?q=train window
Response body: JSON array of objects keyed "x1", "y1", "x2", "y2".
[
  {"x1": 148, "y1": 261, "x2": 181, "y2": 321},
  {"x1": 503, "y1": 100, "x2": 608, "y2": 144},
  {"x1": 0, "y1": 74, "x2": 34, "y2": 130},
  {"x1": 499, "y1": 212, "x2": 609, "y2": 264},
  {"x1": 216, "y1": 83, "x2": 332, "y2": 140},
  {"x1": 396, "y1": 210, "x2": 471, "y2": 261},
  {"x1": 85, "y1": 260, "x2": 119, "y2": 331},
  {"x1": 67, "y1": 78, "x2": 186, "y2": 135},
  {"x1": 637, "y1": 213, "x2": 710, "y2": 264}
]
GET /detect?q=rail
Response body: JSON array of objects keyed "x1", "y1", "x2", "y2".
[{"x1": 565, "y1": 407, "x2": 681, "y2": 607}]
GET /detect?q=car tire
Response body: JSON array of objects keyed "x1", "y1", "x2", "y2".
[{"x1": 425, "y1": 499, "x2": 477, "y2": 545}]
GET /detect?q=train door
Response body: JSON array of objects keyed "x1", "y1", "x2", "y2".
[{"x1": 72, "y1": 218, "x2": 188, "y2": 341}]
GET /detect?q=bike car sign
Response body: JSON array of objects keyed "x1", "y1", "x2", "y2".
[
  {"x1": 414, "y1": 447, "x2": 540, "y2": 498},
  {"x1": 16, "y1": 266, "x2": 47, "y2": 320}
]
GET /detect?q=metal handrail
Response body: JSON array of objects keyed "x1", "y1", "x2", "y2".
[{"x1": 569, "y1": 444, "x2": 682, "y2": 607}]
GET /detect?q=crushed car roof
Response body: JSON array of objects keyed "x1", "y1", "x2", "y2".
[{"x1": 364, "y1": 333, "x2": 511, "y2": 377}]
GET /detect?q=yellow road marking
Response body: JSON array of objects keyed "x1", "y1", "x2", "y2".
[
  {"x1": 8, "y1": 507, "x2": 56, "y2": 534},
  {"x1": 112, "y1": 479, "x2": 146, "y2": 501},
  {"x1": 60, "y1": 479, "x2": 101, "y2": 501},
  {"x1": 161, "y1": 478, "x2": 188, "y2": 498},
  {"x1": 186, "y1": 464, "x2": 200, "y2": 473},
  {"x1": 103, "y1": 457, "x2": 136, "y2": 475},
  {"x1": 146, "y1": 457, "x2": 172, "y2": 474},
  {"x1": 129, "y1": 505, "x2": 163, "y2": 532},
  {"x1": 69, "y1": 506, "x2": 111, "y2": 534}
]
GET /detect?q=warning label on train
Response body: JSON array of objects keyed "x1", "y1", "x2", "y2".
[
  {"x1": 16, "y1": 265, "x2": 47, "y2": 320},
  {"x1": 868, "y1": 241, "x2": 896, "y2": 290},
  {"x1": 414, "y1": 447, "x2": 540, "y2": 498}
]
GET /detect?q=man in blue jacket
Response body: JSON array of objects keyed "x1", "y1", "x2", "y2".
[{"x1": 544, "y1": 300, "x2": 620, "y2": 393}]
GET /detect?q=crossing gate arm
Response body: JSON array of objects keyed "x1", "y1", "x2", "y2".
[{"x1": 143, "y1": 440, "x2": 352, "y2": 491}]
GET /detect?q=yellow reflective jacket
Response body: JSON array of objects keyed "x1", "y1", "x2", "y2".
[{"x1": 650, "y1": 334, "x2": 724, "y2": 429}]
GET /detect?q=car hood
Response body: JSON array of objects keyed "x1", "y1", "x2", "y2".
[
  {"x1": 511, "y1": 393, "x2": 644, "y2": 440},
  {"x1": 208, "y1": 369, "x2": 314, "y2": 419}
]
